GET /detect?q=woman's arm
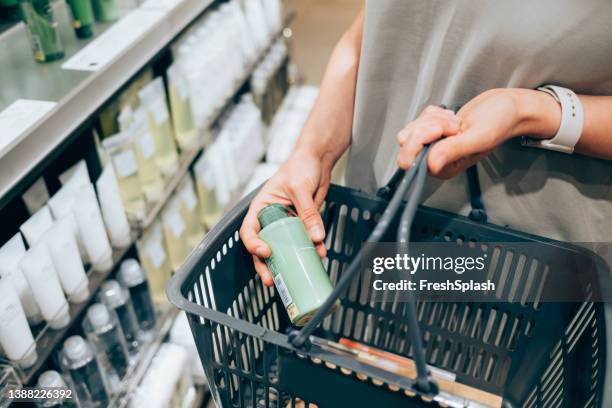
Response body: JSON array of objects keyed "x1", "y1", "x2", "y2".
[
  {"x1": 240, "y1": 7, "x2": 364, "y2": 286},
  {"x1": 395, "y1": 89, "x2": 612, "y2": 179},
  {"x1": 295, "y1": 7, "x2": 365, "y2": 167}
]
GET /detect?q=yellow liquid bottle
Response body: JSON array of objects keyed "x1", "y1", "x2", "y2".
[
  {"x1": 138, "y1": 222, "x2": 172, "y2": 305},
  {"x1": 193, "y1": 154, "x2": 223, "y2": 229},
  {"x1": 138, "y1": 78, "x2": 179, "y2": 178},
  {"x1": 103, "y1": 134, "x2": 146, "y2": 222},
  {"x1": 131, "y1": 109, "x2": 165, "y2": 203},
  {"x1": 177, "y1": 177, "x2": 205, "y2": 250},
  {"x1": 168, "y1": 64, "x2": 199, "y2": 152},
  {"x1": 161, "y1": 198, "x2": 190, "y2": 272}
]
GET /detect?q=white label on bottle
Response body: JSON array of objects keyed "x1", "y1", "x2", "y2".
[
  {"x1": 180, "y1": 186, "x2": 198, "y2": 211},
  {"x1": 0, "y1": 99, "x2": 56, "y2": 154},
  {"x1": 273, "y1": 274, "x2": 293, "y2": 308},
  {"x1": 166, "y1": 209, "x2": 186, "y2": 237},
  {"x1": 22, "y1": 177, "x2": 50, "y2": 214},
  {"x1": 139, "y1": 132, "x2": 156, "y2": 159},
  {"x1": 151, "y1": 99, "x2": 169, "y2": 125},
  {"x1": 113, "y1": 150, "x2": 138, "y2": 178},
  {"x1": 61, "y1": 9, "x2": 166, "y2": 71},
  {"x1": 147, "y1": 240, "x2": 167, "y2": 268}
]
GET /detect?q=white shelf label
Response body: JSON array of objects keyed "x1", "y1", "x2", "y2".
[
  {"x1": 113, "y1": 149, "x2": 138, "y2": 178},
  {"x1": 0, "y1": 99, "x2": 56, "y2": 153},
  {"x1": 61, "y1": 9, "x2": 166, "y2": 72},
  {"x1": 141, "y1": 0, "x2": 183, "y2": 11}
]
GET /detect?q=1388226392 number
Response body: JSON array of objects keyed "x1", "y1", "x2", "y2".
[{"x1": 4, "y1": 387, "x2": 73, "y2": 402}]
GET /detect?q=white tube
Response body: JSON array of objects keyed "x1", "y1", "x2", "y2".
[
  {"x1": 0, "y1": 233, "x2": 42, "y2": 325},
  {"x1": 20, "y1": 244, "x2": 70, "y2": 330},
  {"x1": 19, "y1": 205, "x2": 53, "y2": 246},
  {"x1": 59, "y1": 160, "x2": 90, "y2": 187},
  {"x1": 0, "y1": 278, "x2": 37, "y2": 368},
  {"x1": 73, "y1": 183, "x2": 113, "y2": 272},
  {"x1": 48, "y1": 186, "x2": 89, "y2": 263},
  {"x1": 44, "y1": 218, "x2": 90, "y2": 303},
  {"x1": 96, "y1": 166, "x2": 132, "y2": 248}
]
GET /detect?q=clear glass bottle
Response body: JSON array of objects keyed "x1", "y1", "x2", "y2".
[
  {"x1": 177, "y1": 177, "x2": 205, "y2": 250},
  {"x1": 138, "y1": 222, "x2": 172, "y2": 305},
  {"x1": 102, "y1": 133, "x2": 146, "y2": 222},
  {"x1": 193, "y1": 153, "x2": 223, "y2": 230},
  {"x1": 167, "y1": 64, "x2": 199, "y2": 151},
  {"x1": 138, "y1": 78, "x2": 179, "y2": 178},
  {"x1": 161, "y1": 198, "x2": 190, "y2": 272},
  {"x1": 19, "y1": 0, "x2": 64, "y2": 63},
  {"x1": 131, "y1": 109, "x2": 165, "y2": 203}
]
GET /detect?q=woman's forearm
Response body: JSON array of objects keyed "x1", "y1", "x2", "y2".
[
  {"x1": 512, "y1": 89, "x2": 612, "y2": 160},
  {"x1": 294, "y1": 8, "x2": 364, "y2": 171}
]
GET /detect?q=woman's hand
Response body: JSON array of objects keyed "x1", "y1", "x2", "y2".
[
  {"x1": 397, "y1": 89, "x2": 561, "y2": 178},
  {"x1": 240, "y1": 148, "x2": 331, "y2": 286}
]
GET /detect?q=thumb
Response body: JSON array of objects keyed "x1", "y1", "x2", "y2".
[
  {"x1": 286, "y1": 184, "x2": 325, "y2": 243},
  {"x1": 428, "y1": 130, "x2": 487, "y2": 175}
]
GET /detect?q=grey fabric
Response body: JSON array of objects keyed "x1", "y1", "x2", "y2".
[{"x1": 346, "y1": 0, "x2": 612, "y2": 241}]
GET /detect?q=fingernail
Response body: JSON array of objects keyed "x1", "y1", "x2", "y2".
[{"x1": 309, "y1": 226, "x2": 323, "y2": 240}]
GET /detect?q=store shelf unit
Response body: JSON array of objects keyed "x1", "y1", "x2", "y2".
[
  {"x1": 0, "y1": 0, "x2": 217, "y2": 208},
  {"x1": 15, "y1": 242, "x2": 134, "y2": 386},
  {"x1": 1, "y1": 11, "x2": 295, "y2": 399}
]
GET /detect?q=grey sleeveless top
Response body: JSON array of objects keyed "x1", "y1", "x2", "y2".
[{"x1": 346, "y1": 0, "x2": 612, "y2": 241}]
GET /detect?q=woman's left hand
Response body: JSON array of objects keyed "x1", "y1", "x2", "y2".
[{"x1": 396, "y1": 88, "x2": 561, "y2": 179}]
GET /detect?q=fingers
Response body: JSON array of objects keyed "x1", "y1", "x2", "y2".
[
  {"x1": 428, "y1": 128, "x2": 491, "y2": 177},
  {"x1": 396, "y1": 106, "x2": 461, "y2": 169},
  {"x1": 240, "y1": 204, "x2": 271, "y2": 259},
  {"x1": 286, "y1": 182, "x2": 326, "y2": 243},
  {"x1": 253, "y1": 255, "x2": 273, "y2": 287}
]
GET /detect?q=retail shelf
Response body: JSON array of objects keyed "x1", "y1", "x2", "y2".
[
  {"x1": 15, "y1": 240, "x2": 134, "y2": 385},
  {"x1": 136, "y1": 18, "x2": 294, "y2": 231},
  {"x1": 109, "y1": 306, "x2": 178, "y2": 408},
  {"x1": 0, "y1": 0, "x2": 215, "y2": 202}
]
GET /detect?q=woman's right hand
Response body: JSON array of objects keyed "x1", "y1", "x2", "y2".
[{"x1": 240, "y1": 148, "x2": 331, "y2": 286}]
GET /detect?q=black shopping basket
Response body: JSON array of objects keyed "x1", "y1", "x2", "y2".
[{"x1": 167, "y1": 149, "x2": 610, "y2": 408}]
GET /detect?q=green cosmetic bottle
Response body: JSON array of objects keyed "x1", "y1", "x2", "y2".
[
  {"x1": 0, "y1": 0, "x2": 21, "y2": 22},
  {"x1": 91, "y1": 0, "x2": 117, "y2": 22},
  {"x1": 19, "y1": 0, "x2": 64, "y2": 63},
  {"x1": 258, "y1": 204, "x2": 337, "y2": 326},
  {"x1": 66, "y1": 0, "x2": 94, "y2": 38}
]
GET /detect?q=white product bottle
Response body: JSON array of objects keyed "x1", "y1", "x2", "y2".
[
  {"x1": 19, "y1": 205, "x2": 54, "y2": 246},
  {"x1": 43, "y1": 218, "x2": 90, "y2": 303},
  {"x1": 0, "y1": 233, "x2": 42, "y2": 325},
  {"x1": 20, "y1": 244, "x2": 70, "y2": 330},
  {"x1": 96, "y1": 166, "x2": 132, "y2": 248},
  {"x1": 0, "y1": 278, "x2": 37, "y2": 368},
  {"x1": 73, "y1": 183, "x2": 114, "y2": 272},
  {"x1": 131, "y1": 109, "x2": 165, "y2": 203}
]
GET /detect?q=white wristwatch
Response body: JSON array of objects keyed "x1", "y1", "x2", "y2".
[{"x1": 521, "y1": 85, "x2": 584, "y2": 154}]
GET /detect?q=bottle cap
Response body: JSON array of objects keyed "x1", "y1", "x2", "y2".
[
  {"x1": 63, "y1": 336, "x2": 92, "y2": 366},
  {"x1": 100, "y1": 280, "x2": 127, "y2": 308},
  {"x1": 119, "y1": 259, "x2": 145, "y2": 287},
  {"x1": 257, "y1": 204, "x2": 289, "y2": 229},
  {"x1": 38, "y1": 370, "x2": 67, "y2": 389},
  {"x1": 87, "y1": 303, "x2": 112, "y2": 332}
]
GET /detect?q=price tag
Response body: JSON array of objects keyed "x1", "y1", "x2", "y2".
[{"x1": 113, "y1": 150, "x2": 138, "y2": 178}]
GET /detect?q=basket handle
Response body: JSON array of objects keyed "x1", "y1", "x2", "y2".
[{"x1": 289, "y1": 147, "x2": 438, "y2": 394}]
